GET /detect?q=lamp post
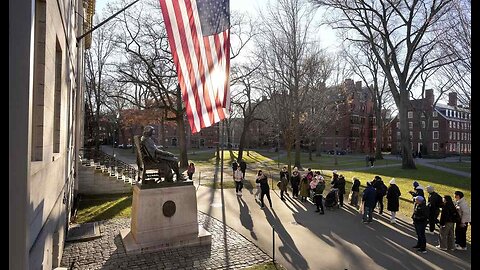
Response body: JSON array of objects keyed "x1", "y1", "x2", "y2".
[
  {"x1": 112, "y1": 113, "x2": 119, "y2": 175},
  {"x1": 334, "y1": 103, "x2": 339, "y2": 166}
]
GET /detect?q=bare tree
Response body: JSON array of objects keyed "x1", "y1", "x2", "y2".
[
  {"x1": 84, "y1": 15, "x2": 117, "y2": 150},
  {"x1": 342, "y1": 42, "x2": 389, "y2": 159},
  {"x1": 438, "y1": 0, "x2": 470, "y2": 104},
  {"x1": 230, "y1": 63, "x2": 266, "y2": 162},
  {"x1": 313, "y1": 0, "x2": 458, "y2": 169},
  {"x1": 256, "y1": 0, "x2": 322, "y2": 170}
]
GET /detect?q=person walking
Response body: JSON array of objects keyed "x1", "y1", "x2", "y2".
[
  {"x1": 279, "y1": 166, "x2": 290, "y2": 200},
  {"x1": 239, "y1": 159, "x2": 247, "y2": 179},
  {"x1": 231, "y1": 161, "x2": 238, "y2": 180},
  {"x1": 454, "y1": 191, "x2": 471, "y2": 251},
  {"x1": 290, "y1": 167, "x2": 300, "y2": 198},
  {"x1": 313, "y1": 174, "x2": 326, "y2": 214},
  {"x1": 187, "y1": 162, "x2": 195, "y2": 180},
  {"x1": 426, "y1": 186, "x2": 443, "y2": 234},
  {"x1": 234, "y1": 167, "x2": 243, "y2": 196},
  {"x1": 254, "y1": 173, "x2": 262, "y2": 202},
  {"x1": 373, "y1": 176, "x2": 387, "y2": 214},
  {"x1": 412, "y1": 196, "x2": 429, "y2": 253},
  {"x1": 349, "y1": 177, "x2": 361, "y2": 208},
  {"x1": 386, "y1": 178, "x2": 401, "y2": 224},
  {"x1": 256, "y1": 170, "x2": 272, "y2": 209},
  {"x1": 437, "y1": 195, "x2": 460, "y2": 251},
  {"x1": 362, "y1": 181, "x2": 377, "y2": 223}
]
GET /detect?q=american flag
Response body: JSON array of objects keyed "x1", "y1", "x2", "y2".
[{"x1": 159, "y1": 0, "x2": 230, "y2": 133}]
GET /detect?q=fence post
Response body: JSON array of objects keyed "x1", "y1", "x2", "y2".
[{"x1": 272, "y1": 225, "x2": 275, "y2": 263}]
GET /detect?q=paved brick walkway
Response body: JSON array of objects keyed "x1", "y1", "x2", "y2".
[{"x1": 61, "y1": 212, "x2": 271, "y2": 269}]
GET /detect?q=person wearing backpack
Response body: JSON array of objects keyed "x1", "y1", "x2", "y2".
[
  {"x1": 426, "y1": 186, "x2": 443, "y2": 234},
  {"x1": 373, "y1": 176, "x2": 387, "y2": 214},
  {"x1": 313, "y1": 173, "x2": 326, "y2": 214}
]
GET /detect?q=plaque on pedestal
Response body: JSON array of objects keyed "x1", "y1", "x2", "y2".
[{"x1": 120, "y1": 182, "x2": 211, "y2": 254}]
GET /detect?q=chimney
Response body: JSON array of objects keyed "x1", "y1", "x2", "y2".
[
  {"x1": 448, "y1": 92, "x2": 457, "y2": 107},
  {"x1": 355, "y1": 81, "x2": 362, "y2": 90},
  {"x1": 344, "y1": 79, "x2": 354, "y2": 87},
  {"x1": 425, "y1": 89, "x2": 434, "y2": 106}
]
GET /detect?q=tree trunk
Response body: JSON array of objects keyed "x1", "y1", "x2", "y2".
[
  {"x1": 294, "y1": 112, "x2": 301, "y2": 169},
  {"x1": 399, "y1": 89, "x2": 416, "y2": 169},
  {"x1": 175, "y1": 86, "x2": 188, "y2": 168},
  {"x1": 238, "y1": 130, "x2": 246, "y2": 162},
  {"x1": 374, "y1": 101, "x2": 383, "y2": 160},
  {"x1": 226, "y1": 119, "x2": 232, "y2": 151}
]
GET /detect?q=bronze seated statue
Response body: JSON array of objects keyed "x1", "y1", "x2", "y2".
[{"x1": 134, "y1": 126, "x2": 185, "y2": 183}]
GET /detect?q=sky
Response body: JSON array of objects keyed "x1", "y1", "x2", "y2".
[{"x1": 93, "y1": 0, "x2": 340, "y2": 54}]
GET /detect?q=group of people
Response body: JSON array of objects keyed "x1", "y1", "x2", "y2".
[
  {"x1": 407, "y1": 180, "x2": 470, "y2": 253},
  {"x1": 233, "y1": 161, "x2": 471, "y2": 254},
  {"x1": 358, "y1": 176, "x2": 470, "y2": 254}
]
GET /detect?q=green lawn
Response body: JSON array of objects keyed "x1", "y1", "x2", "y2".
[
  {"x1": 75, "y1": 193, "x2": 132, "y2": 224},
  {"x1": 431, "y1": 161, "x2": 471, "y2": 173},
  {"x1": 318, "y1": 165, "x2": 471, "y2": 243}
]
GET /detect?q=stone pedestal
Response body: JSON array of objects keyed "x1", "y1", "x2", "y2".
[{"x1": 120, "y1": 182, "x2": 211, "y2": 254}]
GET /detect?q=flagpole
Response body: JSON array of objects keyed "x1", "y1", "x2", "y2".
[{"x1": 220, "y1": 120, "x2": 225, "y2": 187}]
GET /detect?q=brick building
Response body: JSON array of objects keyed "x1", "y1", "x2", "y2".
[
  {"x1": 389, "y1": 90, "x2": 471, "y2": 156},
  {"x1": 319, "y1": 79, "x2": 376, "y2": 154}
]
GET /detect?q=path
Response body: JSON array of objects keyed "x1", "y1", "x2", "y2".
[{"x1": 383, "y1": 155, "x2": 471, "y2": 178}]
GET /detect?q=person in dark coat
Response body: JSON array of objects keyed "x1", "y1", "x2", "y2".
[
  {"x1": 313, "y1": 175, "x2": 326, "y2": 214},
  {"x1": 426, "y1": 185, "x2": 443, "y2": 234},
  {"x1": 349, "y1": 177, "x2": 361, "y2": 207},
  {"x1": 437, "y1": 195, "x2": 460, "y2": 250},
  {"x1": 373, "y1": 176, "x2": 387, "y2": 214},
  {"x1": 290, "y1": 167, "x2": 300, "y2": 198},
  {"x1": 362, "y1": 181, "x2": 377, "y2": 223},
  {"x1": 279, "y1": 166, "x2": 290, "y2": 200},
  {"x1": 239, "y1": 160, "x2": 247, "y2": 179},
  {"x1": 409, "y1": 181, "x2": 425, "y2": 201},
  {"x1": 256, "y1": 170, "x2": 272, "y2": 209},
  {"x1": 386, "y1": 178, "x2": 401, "y2": 224},
  {"x1": 333, "y1": 174, "x2": 346, "y2": 207},
  {"x1": 412, "y1": 196, "x2": 429, "y2": 253}
]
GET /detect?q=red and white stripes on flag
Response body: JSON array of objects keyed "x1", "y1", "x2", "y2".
[{"x1": 159, "y1": 0, "x2": 230, "y2": 133}]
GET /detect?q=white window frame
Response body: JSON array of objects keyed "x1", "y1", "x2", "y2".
[
  {"x1": 409, "y1": 122, "x2": 413, "y2": 129},
  {"x1": 396, "y1": 122, "x2": 400, "y2": 128},
  {"x1": 408, "y1": 111, "x2": 413, "y2": 118},
  {"x1": 419, "y1": 132, "x2": 422, "y2": 140},
  {"x1": 422, "y1": 121, "x2": 426, "y2": 129},
  {"x1": 432, "y1": 120, "x2": 439, "y2": 128},
  {"x1": 449, "y1": 131, "x2": 452, "y2": 140},
  {"x1": 409, "y1": 131, "x2": 413, "y2": 139},
  {"x1": 433, "y1": 131, "x2": 439, "y2": 139},
  {"x1": 433, "y1": 111, "x2": 438, "y2": 117},
  {"x1": 449, "y1": 121, "x2": 452, "y2": 128},
  {"x1": 432, "y1": 142, "x2": 439, "y2": 151}
]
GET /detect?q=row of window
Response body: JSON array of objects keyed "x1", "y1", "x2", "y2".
[
  {"x1": 449, "y1": 132, "x2": 471, "y2": 141},
  {"x1": 397, "y1": 131, "x2": 440, "y2": 140},
  {"x1": 446, "y1": 109, "x2": 470, "y2": 120},
  {"x1": 407, "y1": 111, "x2": 438, "y2": 118},
  {"x1": 449, "y1": 121, "x2": 471, "y2": 130},
  {"x1": 397, "y1": 120, "x2": 439, "y2": 129},
  {"x1": 447, "y1": 143, "x2": 471, "y2": 153},
  {"x1": 407, "y1": 109, "x2": 471, "y2": 120}
]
